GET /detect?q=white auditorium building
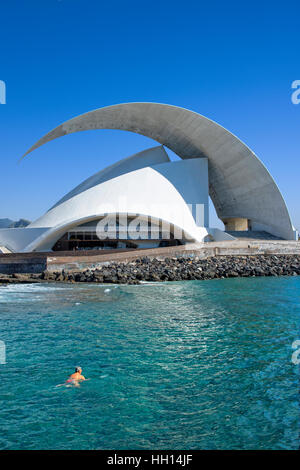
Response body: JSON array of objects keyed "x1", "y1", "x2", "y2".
[{"x1": 0, "y1": 103, "x2": 297, "y2": 253}]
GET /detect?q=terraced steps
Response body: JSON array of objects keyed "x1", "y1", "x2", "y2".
[{"x1": 225, "y1": 231, "x2": 283, "y2": 240}]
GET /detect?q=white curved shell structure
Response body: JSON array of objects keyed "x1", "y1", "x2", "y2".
[
  {"x1": 25, "y1": 146, "x2": 210, "y2": 252},
  {"x1": 0, "y1": 145, "x2": 212, "y2": 252},
  {"x1": 0, "y1": 102, "x2": 296, "y2": 253}
]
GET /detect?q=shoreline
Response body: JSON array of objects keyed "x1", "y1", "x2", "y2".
[{"x1": 0, "y1": 254, "x2": 299, "y2": 285}]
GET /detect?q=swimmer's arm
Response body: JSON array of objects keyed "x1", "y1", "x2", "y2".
[{"x1": 80, "y1": 375, "x2": 86, "y2": 380}]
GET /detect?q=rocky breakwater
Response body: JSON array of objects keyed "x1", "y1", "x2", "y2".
[{"x1": 0, "y1": 254, "x2": 300, "y2": 285}]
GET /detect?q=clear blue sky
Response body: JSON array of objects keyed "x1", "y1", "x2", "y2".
[{"x1": 0, "y1": 0, "x2": 299, "y2": 230}]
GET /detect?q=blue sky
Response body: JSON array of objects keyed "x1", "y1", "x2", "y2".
[{"x1": 0, "y1": 0, "x2": 299, "y2": 229}]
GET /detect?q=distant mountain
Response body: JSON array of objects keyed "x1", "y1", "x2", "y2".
[
  {"x1": 0, "y1": 218, "x2": 14, "y2": 228},
  {"x1": 0, "y1": 218, "x2": 31, "y2": 228}
]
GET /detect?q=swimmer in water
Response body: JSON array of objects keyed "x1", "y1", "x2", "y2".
[
  {"x1": 55, "y1": 366, "x2": 89, "y2": 388},
  {"x1": 66, "y1": 366, "x2": 86, "y2": 386}
]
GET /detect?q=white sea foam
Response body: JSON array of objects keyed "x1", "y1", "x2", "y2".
[
  {"x1": 0, "y1": 283, "x2": 74, "y2": 303},
  {"x1": 0, "y1": 284, "x2": 69, "y2": 293},
  {"x1": 136, "y1": 281, "x2": 163, "y2": 286}
]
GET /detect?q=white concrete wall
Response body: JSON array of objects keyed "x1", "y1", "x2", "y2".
[{"x1": 152, "y1": 157, "x2": 209, "y2": 227}]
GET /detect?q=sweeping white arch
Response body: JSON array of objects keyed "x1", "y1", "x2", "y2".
[{"x1": 23, "y1": 102, "x2": 295, "y2": 240}]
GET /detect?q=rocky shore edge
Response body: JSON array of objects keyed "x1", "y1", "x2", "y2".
[{"x1": 0, "y1": 254, "x2": 300, "y2": 285}]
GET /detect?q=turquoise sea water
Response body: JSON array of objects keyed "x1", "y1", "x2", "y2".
[{"x1": 0, "y1": 277, "x2": 299, "y2": 450}]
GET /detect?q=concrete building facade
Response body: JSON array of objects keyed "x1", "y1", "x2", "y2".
[{"x1": 0, "y1": 102, "x2": 297, "y2": 253}]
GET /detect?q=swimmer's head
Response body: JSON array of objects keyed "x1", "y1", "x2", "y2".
[{"x1": 75, "y1": 366, "x2": 82, "y2": 373}]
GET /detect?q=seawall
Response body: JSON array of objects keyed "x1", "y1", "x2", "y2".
[
  {"x1": 0, "y1": 240, "x2": 299, "y2": 275},
  {"x1": 0, "y1": 241, "x2": 299, "y2": 283},
  {"x1": 0, "y1": 253, "x2": 299, "y2": 284}
]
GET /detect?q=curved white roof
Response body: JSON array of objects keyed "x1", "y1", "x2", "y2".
[
  {"x1": 0, "y1": 146, "x2": 213, "y2": 252},
  {"x1": 23, "y1": 102, "x2": 295, "y2": 240},
  {"x1": 49, "y1": 145, "x2": 170, "y2": 211},
  {"x1": 25, "y1": 147, "x2": 209, "y2": 251}
]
